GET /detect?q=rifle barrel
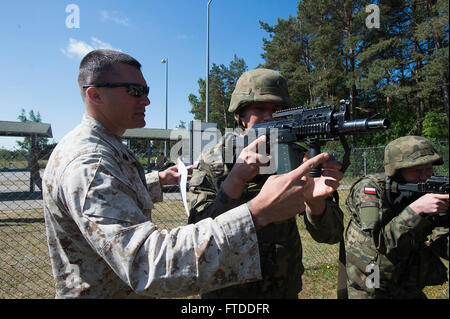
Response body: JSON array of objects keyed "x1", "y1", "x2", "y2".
[{"x1": 338, "y1": 118, "x2": 390, "y2": 133}]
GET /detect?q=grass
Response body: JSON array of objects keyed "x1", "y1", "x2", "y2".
[
  {"x1": 0, "y1": 191, "x2": 448, "y2": 299},
  {"x1": 0, "y1": 208, "x2": 54, "y2": 298},
  {"x1": 0, "y1": 160, "x2": 28, "y2": 169},
  {"x1": 297, "y1": 263, "x2": 448, "y2": 299},
  {"x1": 423, "y1": 277, "x2": 449, "y2": 299},
  {"x1": 0, "y1": 159, "x2": 48, "y2": 169},
  {"x1": 298, "y1": 264, "x2": 339, "y2": 299}
]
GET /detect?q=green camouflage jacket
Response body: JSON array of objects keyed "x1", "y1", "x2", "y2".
[
  {"x1": 344, "y1": 173, "x2": 448, "y2": 299},
  {"x1": 188, "y1": 133, "x2": 344, "y2": 298}
]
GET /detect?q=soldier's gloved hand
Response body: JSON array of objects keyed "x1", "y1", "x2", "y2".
[
  {"x1": 409, "y1": 193, "x2": 449, "y2": 216},
  {"x1": 248, "y1": 152, "x2": 332, "y2": 229},
  {"x1": 222, "y1": 135, "x2": 270, "y2": 199}
]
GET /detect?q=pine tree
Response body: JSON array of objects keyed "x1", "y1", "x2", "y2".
[
  {"x1": 414, "y1": 0, "x2": 449, "y2": 128},
  {"x1": 189, "y1": 55, "x2": 247, "y2": 132},
  {"x1": 260, "y1": 16, "x2": 313, "y2": 106}
]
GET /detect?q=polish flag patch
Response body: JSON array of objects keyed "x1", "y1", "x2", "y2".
[{"x1": 364, "y1": 187, "x2": 377, "y2": 195}]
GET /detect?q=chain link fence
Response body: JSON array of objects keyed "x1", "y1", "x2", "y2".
[{"x1": 0, "y1": 138, "x2": 448, "y2": 298}]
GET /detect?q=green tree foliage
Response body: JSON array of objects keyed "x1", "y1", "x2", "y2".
[
  {"x1": 422, "y1": 109, "x2": 448, "y2": 141},
  {"x1": 259, "y1": 0, "x2": 449, "y2": 145},
  {"x1": 16, "y1": 108, "x2": 50, "y2": 151},
  {"x1": 189, "y1": 55, "x2": 247, "y2": 132}
]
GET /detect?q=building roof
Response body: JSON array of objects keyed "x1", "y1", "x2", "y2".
[
  {"x1": 123, "y1": 128, "x2": 187, "y2": 141},
  {"x1": 123, "y1": 121, "x2": 217, "y2": 141},
  {"x1": 0, "y1": 121, "x2": 53, "y2": 137}
]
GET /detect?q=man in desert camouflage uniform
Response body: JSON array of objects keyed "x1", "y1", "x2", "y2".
[
  {"x1": 345, "y1": 136, "x2": 449, "y2": 298},
  {"x1": 188, "y1": 68, "x2": 345, "y2": 298},
  {"x1": 43, "y1": 50, "x2": 335, "y2": 298}
]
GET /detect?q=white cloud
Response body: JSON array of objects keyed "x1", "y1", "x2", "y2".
[
  {"x1": 60, "y1": 38, "x2": 93, "y2": 59},
  {"x1": 90, "y1": 37, "x2": 115, "y2": 50},
  {"x1": 100, "y1": 10, "x2": 130, "y2": 26},
  {"x1": 61, "y1": 37, "x2": 121, "y2": 59}
]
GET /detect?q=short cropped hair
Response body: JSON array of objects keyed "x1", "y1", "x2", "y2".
[{"x1": 78, "y1": 49, "x2": 141, "y2": 99}]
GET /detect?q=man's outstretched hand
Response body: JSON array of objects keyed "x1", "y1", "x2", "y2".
[
  {"x1": 158, "y1": 163, "x2": 198, "y2": 186},
  {"x1": 248, "y1": 152, "x2": 334, "y2": 229}
]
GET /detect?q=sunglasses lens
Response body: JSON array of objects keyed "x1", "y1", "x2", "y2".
[
  {"x1": 128, "y1": 85, "x2": 149, "y2": 97},
  {"x1": 128, "y1": 85, "x2": 140, "y2": 96}
]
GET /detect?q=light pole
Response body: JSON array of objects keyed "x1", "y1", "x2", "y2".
[
  {"x1": 206, "y1": 0, "x2": 213, "y2": 123},
  {"x1": 161, "y1": 58, "x2": 168, "y2": 157}
]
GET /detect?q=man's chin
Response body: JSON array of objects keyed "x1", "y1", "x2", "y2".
[{"x1": 131, "y1": 120, "x2": 146, "y2": 128}]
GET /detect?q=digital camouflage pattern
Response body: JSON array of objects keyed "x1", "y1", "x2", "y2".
[
  {"x1": 345, "y1": 173, "x2": 448, "y2": 299},
  {"x1": 228, "y1": 68, "x2": 291, "y2": 113},
  {"x1": 384, "y1": 136, "x2": 443, "y2": 177},
  {"x1": 43, "y1": 115, "x2": 263, "y2": 298},
  {"x1": 188, "y1": 132, "x2": 344, "y2": 298}
]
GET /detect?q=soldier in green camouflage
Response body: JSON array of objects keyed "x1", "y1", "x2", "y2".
[
  {"x1": 188, "y1": 68, "x2": 345, "y2": 298},
  {"x1": 344, "y1": 136, "x2": 449, "y2": 298}
]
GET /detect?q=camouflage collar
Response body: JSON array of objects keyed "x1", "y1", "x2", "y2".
[{"x1": 82, "y1": 114, "x2": 139, "y2": 164}]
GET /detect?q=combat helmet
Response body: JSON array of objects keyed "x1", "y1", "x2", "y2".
[
  {"x1": 384, "y1": 136, "x2": 443, "y2": 177},
  {"x1": 229, "y1": 68, "x2": 291, "y2": 113}
]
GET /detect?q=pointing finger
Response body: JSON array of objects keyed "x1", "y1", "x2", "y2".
[{"x1": 289, "y1": 152, "x2": 331, "y2": 179}]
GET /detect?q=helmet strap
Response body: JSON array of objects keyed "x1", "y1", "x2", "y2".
[
  {"x1": 386, "y1": 177, "x2": 393, "y2": 205},
  {"x1": 234, "y1": 113, "x2": 247, "y2": 130}
]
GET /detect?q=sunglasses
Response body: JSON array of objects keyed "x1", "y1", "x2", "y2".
[{"x1": 82, "y1": 82, "x2": 149, "y2": 97}]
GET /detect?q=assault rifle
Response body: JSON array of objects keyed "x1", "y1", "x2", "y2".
[
  {"x1": 225, "y1": 99, "x2": 390, "y2": 176},
  {"x1": 390, "y1": 176, "x2": 449, "y2": 195},
  {"x1": 388, "y1": 176, "x2": 449, "y2": 226}
]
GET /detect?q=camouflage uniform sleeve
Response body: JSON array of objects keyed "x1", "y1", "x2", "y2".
[
  {"x1": 348, "y1": 178, "x2": 432, "y2": 261},
  {"x1": 429, "y1": 226, "x2": 449, "y2": 260},
  {"x1": 303, "y1": 197, "x2": 344, "y2": 244},
  {"x1": 145, "y1": 170, "x2": 163, "y2": 204},
  {"x1": 380, "y1": 206, "x2": 433, "y2": 264},
  {"x1": 61, "y1": 154, "x2": 262, "y2": 298}
]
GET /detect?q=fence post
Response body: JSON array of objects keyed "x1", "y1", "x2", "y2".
[
  {"x1": 29, "y1": 135, "x2": 36, "y2": 192},
  {"x1": 363, "y1": 150, "x2": 367, "y2": 176},
  {"x1": 146, "y1": 139, "x2": 152, "y2": 173}
]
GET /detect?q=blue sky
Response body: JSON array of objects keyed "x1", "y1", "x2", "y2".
[{"x1": 0, "y1": 0, "x2": 298, "y2": 149}]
